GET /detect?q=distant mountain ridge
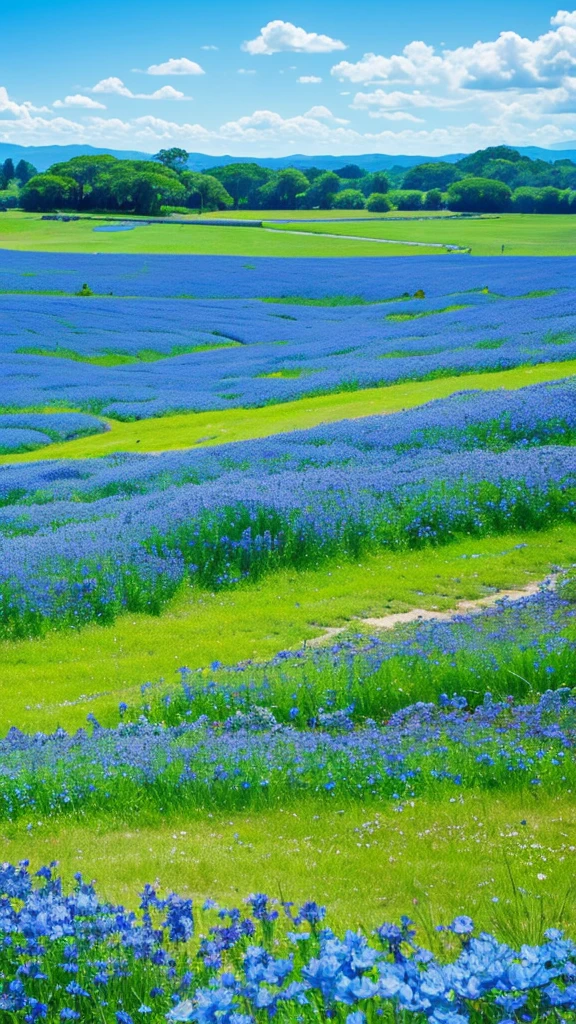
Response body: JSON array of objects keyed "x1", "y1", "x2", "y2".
[{"x1": 1, "y1": 141, "x2": 576, "y2": 173}]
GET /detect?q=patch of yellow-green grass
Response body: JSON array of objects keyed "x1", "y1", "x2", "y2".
[
  {"x1": 0, "y1": 212, "x2": 441, "y2": 257},
  {"x1": 2, "y1": 795, "x2": 574, "y2": 941},
  {"x1": 2, "y1": 522, "x2": 575, "y2": 735},
  {"x1": 15, "y1": 341, "x2": 240, "y2": 366},
  {"x1": 2, "y1": 358, "x2": 575, "y2": 463},
  {"x1": 273, "y1": 213, "x2": 576, "y2": 256}
]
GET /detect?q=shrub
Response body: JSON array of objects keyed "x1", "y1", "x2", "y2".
[
  {"x1": 366, "y1": 192, "x2": 392, "y2": 212},
  {"x1": 446, "y1": 176, "x2": 512, "y2": 213},
  {"x1": 388, "y1": 189, "x2": 424, "y2": 210},
  {"x1": 331, "y1": 188, "x2": 366, "y2": 209}
]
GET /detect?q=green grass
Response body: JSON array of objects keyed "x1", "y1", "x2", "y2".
[
  {"x1": 197, "y1": 208, "x2": 460, "y2": 221},
  {"x1": 272, "y1": 214, "x2": 576, "y2": 256},
  {"x1": 385, "y1": 303, "x2": 470, "y2": 322},
  {"x1": 2, "y1": 794, "x2": 574, "y2": 940},
  {"x1": 2, "y1": 358, "x2": 575, "y2": 463},
  {"x1": 0, "y1": 212, "x2": 441, "y2": 257},
  {"x1": 15, "y1": 341, "x2": 240, "y2": 366},
  {"x1": 2, "y1": 521, "x2": 575, "y2": 735}
]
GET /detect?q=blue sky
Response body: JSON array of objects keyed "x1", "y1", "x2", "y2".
[{"x1": 2, "y1": 2, "x2": 576, "y2": 156}]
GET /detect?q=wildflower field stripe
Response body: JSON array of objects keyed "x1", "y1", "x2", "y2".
[
  {"x1": 2, "y1": 357, "x2": 576, "y2": 463},
  {"x1": 2, "y1": 522, "x2": 575, "y2": 736}
]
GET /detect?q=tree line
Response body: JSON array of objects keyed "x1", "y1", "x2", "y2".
[{"x1": 4, "y1": 145, "x2": 576, "y2": 215}]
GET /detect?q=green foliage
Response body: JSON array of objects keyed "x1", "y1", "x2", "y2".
[
  {"x1": 20, "y1": 173, "x2": 77, "y2": 212},
  {"x1": 1, "y1": 157, "x2": 15, "y2": 188},
  {"x1": 180, "y1": 171, "x2": 233, "y2": 211},
  {"x1": 423, "y1": 188, "x2": 444, "y2": 210},
  {"x1": 403, "y1": 161, "x2": 460, "y2": 191},
  {"x1": 208, "y1": 162, "x2": 273, "y2": 207},
  {"x1": 153, "y1": 147, "x2": 190, "y2": 171},
  {"x1": 299, "y1": 171, "x2": 341, "y2": 208},
  {"x1": 366, "y1": 192, "x2": 392, "y2": 212},
  {"x1": 446, "y1": 176, "x2": 512, "y2": 213},
  {"x1": 334, "y1": 163, "x2": 364, "y2": 179},
  {"x1": 512, "y1": 186, "x2": 574, "y2": 214},
  {"x1": 388, "y1": 189, "x2": 425, "y2": 210},
  {"x1": 256, "y1": 167, "x2": 310, "y2": 209},
  {"x1": 331, "y1": 188, "x2": 365, "y2": 209},
  {"x1": 14, "y1": 158, "x2": 36, "y2": 185}
]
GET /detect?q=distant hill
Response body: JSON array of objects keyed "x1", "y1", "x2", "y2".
[{"x1": 1, "y1": 141, "x2": 575, "y2": 173}]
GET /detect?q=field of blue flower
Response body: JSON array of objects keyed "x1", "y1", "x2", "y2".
[{"x1": 1, "y1": 251, "x2": 576, "y2": 1023}]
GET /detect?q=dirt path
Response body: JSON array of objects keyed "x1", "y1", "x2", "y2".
[{"x1": 305, "y1": 579, "x2": 546, "y2": 647}]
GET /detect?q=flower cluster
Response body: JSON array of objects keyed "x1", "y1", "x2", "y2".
[
  {"x1": 0, "y1": 688, "x2": 574, "y2": 822},
  {"x1": 1, "y1": 861, "x2": 576, "y2": 1023}
]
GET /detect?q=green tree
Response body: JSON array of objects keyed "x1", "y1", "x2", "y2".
[
  {"x1": 331, "y1": 188, "x2": 365, "y2": 209},
  {"x1": 402, "y1": 162, "x2": 459, "y2": 191},
  {"x1": 154, "y1": 148, "x2": 190, "y2": 172},
  {"x1": 299, "y1": 171, "x2": 341, "y2": 208},
  {"x1": 107, "y1": 167, "x2": 186, "y2": 215},
  {"x1": 49, "y1": 155, "x2": 119, "y2": 206},
  {"x1": 180, "y1": 172, "x2": 233, "y2": 212},
  {"x1": 370, "y1": 171, "x2": 390, "y2": 194},
  {"x1": 456, "y1": 146, "x2": 523, "y2": 176},
  {"x1": 334, "y1": 164, "x2": 364, "y2": 179},
  {"x1": 388, "y1": 189, "x2": 424, "y2": 210},
  {"x1": 208, "y1": 163, "x2": 273, "y2": 208},
  {"x1": 423, "y1": 188, "x2": 444, "y2": 210},
  {"x1": 256, "y1": 168, "x2": 310, "y2": 209},
  {"x1": 20, "y1": 174, "x2": 77, "y2": 211},
  {"x1": 446, "y1": 177, "x2": 512, "y2": 212},
  {"x1": 366, "y1": 192, "x2": 391, "y2": 212},
  {"x1": 1, "y1": 158, "x2": 15, "y2": 188},
  {"x1": 15, "y1": 159, "x2": 37, "y2": 185}
]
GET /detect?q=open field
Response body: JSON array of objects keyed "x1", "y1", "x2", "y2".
[
  {"x1": 2, "y1": 210, "x2": 575, "y2": 255},
  {"x1": 0, "y1": 212, "x2": 442, "y2": 256},
  {"x1": 274, "y1": 213, "x2": 576, "y2": 255},
  {"x1": 3, "y1": 239, "x2": 576, "y2": 1021}
]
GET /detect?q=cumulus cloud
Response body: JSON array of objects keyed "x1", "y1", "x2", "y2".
[
  {"x1": 92, "y1": 77, "x2": 133, "y2": 97},
  {"x1": 144, "y1": 57, "x2": 205, "y2": 75},
  {"x1": 0, "y1": 86, "x2": 50, "y2": 116},
  {"x1": 298, "y1": 75, "x2": 323, "y2": 83},
  {"x1": 238, "y1": 68, "x2": 257, "y2": 75},
  {"x1": 91, "y1": 78, "x2": 192, "y2": 100},
  {"x1": 551, "y1": 9, "x2": 576, "y2": 25},
  {"x1": 243, "y1": 20, "x2": 346, "y2": 55},
  {"x1": 331, "y1": 10, "x2": 576, "y2": 91},
  {"x1": 303, "y1": 105, "x2": 349, "y2": 123},
  {"x1": 53, "y1": 94, "x2": 106, "y2": 109}
]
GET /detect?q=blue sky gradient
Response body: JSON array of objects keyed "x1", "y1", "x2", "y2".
[{"x1": 1, "y1": 3, "x2": 576, "y2": 156}]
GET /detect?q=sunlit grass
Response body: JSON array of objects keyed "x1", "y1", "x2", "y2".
[
  {"x1": 1, "y1": 521, "x2": 575, "y2": 734},
  {"x1": 2, "y1": 357, "x2": 575, "y2": 463}
]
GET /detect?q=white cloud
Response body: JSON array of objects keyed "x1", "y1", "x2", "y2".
[
  {"x1": 298, "y1": 75, "x2": 322, "y2": 83},
  {"x1": 201, "y1": 45, "x2": 219, "y2": 51},
  {"x1": 91, "y1": 78, "x2": 192, "y2": 100},
  {"x1": 243, "y1": 20, "x2": 346, "y2": 56},
  {"x1": 373, "y1": 111, "x2": 425, "y2": 122},
  {"x1": 303, "y1": 105, "x2": 349, "y2": 124},
  {"x1": 0, "y1": 86, "x2": 50, "y2": 116},
  {"x1": 146, "y1": 86, "x2": 191, "y2": 100},
  {"x1": 238, "y1": 68, "x2": 257, "y2": 75},
  {"x1": 332, "y1": 11, "x2": 576, "y2": 91},
  {"x1": 144, "y1": 57, "x2": 205, "y2": 75},
  {"x1": 92, "y1": 77, "x2": 133, "y2": 96},
  {"x1": 351, "y1": 88, "x2": 467, "y2": 114},
  {"x1": 551, "y1": 9, "x2": 576, "y2": 26},
  {"x1": 53, "y1": 94, "x2": 106, "y2": 109}
]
